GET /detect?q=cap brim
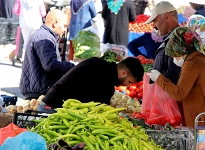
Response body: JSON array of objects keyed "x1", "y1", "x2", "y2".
[{"x1": 145, "y1": 14, "x2": 157, "y2": 24}]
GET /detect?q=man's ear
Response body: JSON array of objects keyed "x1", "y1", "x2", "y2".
[
  {"x1": 166, "y1": 13, "x2": 172, "y2": 22},
  {"x1": 121, "y1": 69, "x2": 128, "y2": 77},
  {"x1": 53, "y1": 20, "x2": 58, "y2": 28}
]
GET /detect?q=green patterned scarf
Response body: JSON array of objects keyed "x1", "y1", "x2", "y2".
[{"x1": 165, "y1": 27, "x2": 205, "y2": 57}]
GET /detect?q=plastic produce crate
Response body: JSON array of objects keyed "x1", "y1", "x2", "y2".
[
  {"x1": 146, "y1": 128, "x2": 194, "y2": 150},
  {"x1": 12, "y1": 110, "x2": 50, "y2": 129},
  {"x1": 0, "y1": 18, "x2": 18, "y2": 44}
]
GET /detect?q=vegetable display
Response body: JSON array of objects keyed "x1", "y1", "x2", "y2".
[
  {"x1": 72, "y1": 30, "x2": 101, "y2": 59},
  {"x1": 129, "y1": 15, "x2": 154, "y2": 32},
  {"x1": 110, "y1": 91, "x2": 142, "y2": 114},
  {"x1": 102, "y1": 50, "x2": 123, "y2": 62},
  {"x1": 115, "y1": 81, "x2": 143, "y2": 99},
  {"x1": 31, "y1": 99, "x2": 163, "y2": 150}
]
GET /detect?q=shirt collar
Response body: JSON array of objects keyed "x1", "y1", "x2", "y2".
[{"x1": 41, "y1": 24, "x2": 59, "y2": 40}]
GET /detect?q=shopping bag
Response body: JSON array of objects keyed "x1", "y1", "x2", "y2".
[
  {"x1": 0, "y1": 131, "x2": 46, "y2": 150},
  {"x1": 141, "y1": 73, "x2": 155, "y2": 114},
  {"x1": 0, "y1": 123, "x2": 27, "y2": 145},
  {"x1": 142, "y1": 73, "x2": 182, "y2": 126}
]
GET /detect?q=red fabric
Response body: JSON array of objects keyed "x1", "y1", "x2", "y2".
[
  {"x1": 69, "y1": 40, "x2": 74, "y2": 60},
  {"x1": 0, "y1": 123, "x2": 27, "y2": 145}
]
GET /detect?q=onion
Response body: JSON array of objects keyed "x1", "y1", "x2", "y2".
[{"x1": 122, "y1": 95, "x2": 131, "y2": 103}]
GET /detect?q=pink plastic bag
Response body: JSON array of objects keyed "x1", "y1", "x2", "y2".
[{"x1": 142, "y1": 74, "x2": 182, "y2": 126}]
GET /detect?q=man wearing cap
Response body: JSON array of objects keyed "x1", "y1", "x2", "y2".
[
  {"x1": 145, "y1": 1, "x2": 181, "y2": 84},
  {"x1": 189, "y1": 0, "x2": 205, "y2": 17}
]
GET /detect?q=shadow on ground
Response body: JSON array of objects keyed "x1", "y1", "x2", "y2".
[{"x1": 1, "y1": 87, "x2": 24, "y2": 99}]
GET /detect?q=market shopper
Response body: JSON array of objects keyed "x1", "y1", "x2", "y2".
[
  {"x1": 189, "y1": 0, "x2": 205, "y2": 17},
  {"x1": 102, "y1": 0, "x2": 136, "y2": 46},
  {"x1": 20, "y1": 9, "x2": 75, "y2": 100},
  {"x1": 145, "y1": 1, "x2": 181, "y2": 84},
  {"x1": 187, "y1": 15, "x2": 205, "y2": 45},
  {"x1": 148, "y1": 27, "x2": 205, "y2": 128},
  {"x1": 38, "y1": 57, "x2": 144, "y2": 112},
  {"x1": 128, "y1": 29, "x2": 163, "y2": 59},
  {"x1": 13, "y1": 0, "x2": 46, "y2": 61}
]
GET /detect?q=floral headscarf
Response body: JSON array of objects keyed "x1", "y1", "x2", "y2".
[
  {"x1": 187, "y1": 15, "x2": 205, "y2": 45},
  {"x1": 165, "y1": 27, "x2": 205, "y2": 57}
]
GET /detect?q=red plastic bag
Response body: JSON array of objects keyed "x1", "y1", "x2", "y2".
[
  {"x1": 142, "y1": 74, "x2": 182, "y2": 126},
  {"x1": 142, "y1": 73, "x2": 155, "y2": 114},
  {"x1": 0, "y1": 123, "x2": 27, "y2": 145}
]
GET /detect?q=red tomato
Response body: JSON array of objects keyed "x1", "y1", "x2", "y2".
[
  {"x1": 136, "y1": 88, "x2": 142, "y2": 93},
  {"x1": 129, "y1": 91, "x2": 137, "y2": 98},
  {"x1": 139, "y1": 81, "x2": 143, "y2": 86},
  {"x1": 129, "y1": 85, "x2": 137, "y2": 91},
  {"x1": 137, "y1": 92, "x2": 143, "y2": 99},
  {"x1": 140, "y1": 59, "x2": 146, "y2": 64}
]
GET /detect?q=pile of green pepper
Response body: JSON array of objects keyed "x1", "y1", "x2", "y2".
[{"x1": 31, "y1": 99, "x2": 163, "y2": 150}]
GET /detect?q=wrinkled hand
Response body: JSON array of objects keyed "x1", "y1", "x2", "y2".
[{"x1": 147, "y1": 70, "x2": 161, "y2": 82}]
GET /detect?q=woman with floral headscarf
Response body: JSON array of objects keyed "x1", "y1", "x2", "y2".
[
  {"x1": 187, "y1": 14, "x2": 205, "y2": 45},
  {"x1": 148, "y1": 27, "x2": 205, "y2": 128}
]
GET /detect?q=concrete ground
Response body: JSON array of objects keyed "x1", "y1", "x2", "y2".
[{"x1": 0, "y1": 44, "x2": 24, "y2": 101}]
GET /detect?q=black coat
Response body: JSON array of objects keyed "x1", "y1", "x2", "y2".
[
  {"x1": 102, "y1": 0, "x2": 136, "y2": 46},
  {"x1": 153, "y1": 32, "x2": 181, "y2": 84},
  {"x1": 43, "y1": 58, "x2": 119, "y2": 108}
]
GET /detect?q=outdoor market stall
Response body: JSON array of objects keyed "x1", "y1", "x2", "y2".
[{"x1": 0, "y1": 7, "x2": 200, "y2": 150}]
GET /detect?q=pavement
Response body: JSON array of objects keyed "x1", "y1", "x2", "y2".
[{"x1": 0, "y1": 44, "x2": 24, "y2": 101}]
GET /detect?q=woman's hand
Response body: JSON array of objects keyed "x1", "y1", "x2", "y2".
[{"x1": 147, "y1": 70, "x2": 161, "y2": 82}]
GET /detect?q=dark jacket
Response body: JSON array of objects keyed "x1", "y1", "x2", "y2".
[
  {"x1": 43, "y1": 57, "x2": 119, "y2": 108},
  {"x1": 102, "y1": 0, "x2": 136, "y2": 46},
  {"x1": 153, "y1": 32, "x2": 181, "y2": 84},
  {"x1": 128, "y1": 32, "x2": 161, "y2": 59},
  {"x1": 20, "y1": 24, "x2": 74, "y2": 99},
  {"x1": 195, "y1": 6, "x2": 205, "y2": 17}
]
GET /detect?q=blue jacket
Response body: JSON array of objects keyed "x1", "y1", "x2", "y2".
[
  {"x1": 128, "y1": 32, "x2": 161, "y2": 59},
  {"x1": 68, "y1": 0, "x2": 96, "y2": 40},
  {"x1": 20, "y1": 24, "x2": 74, "y2": 99}
]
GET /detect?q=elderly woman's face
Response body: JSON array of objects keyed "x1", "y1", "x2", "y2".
[{"x1": 173, "y1": 56, "x2": 181, "y2": 61}]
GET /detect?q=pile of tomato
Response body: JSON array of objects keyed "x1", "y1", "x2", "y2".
[
  {"x1": 135, "y1": 55, "x2": 154, "y2": 65},
  {"x1": 129, "y1": 14, "x2": 154, "y2": 33},
  {"x1": 115, "y1": 81, "x2": 143, "y2": 99}
]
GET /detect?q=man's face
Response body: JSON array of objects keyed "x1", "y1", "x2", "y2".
[
  {"x1": 117, "y1": 70, "x2": 136, "y2": 87},
  {"x1": 54, "y1": 17, "x2": 68, "y2": 38},
  {"x1": 153, "y1": 14, "x2": 169, "y2": 36}
]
